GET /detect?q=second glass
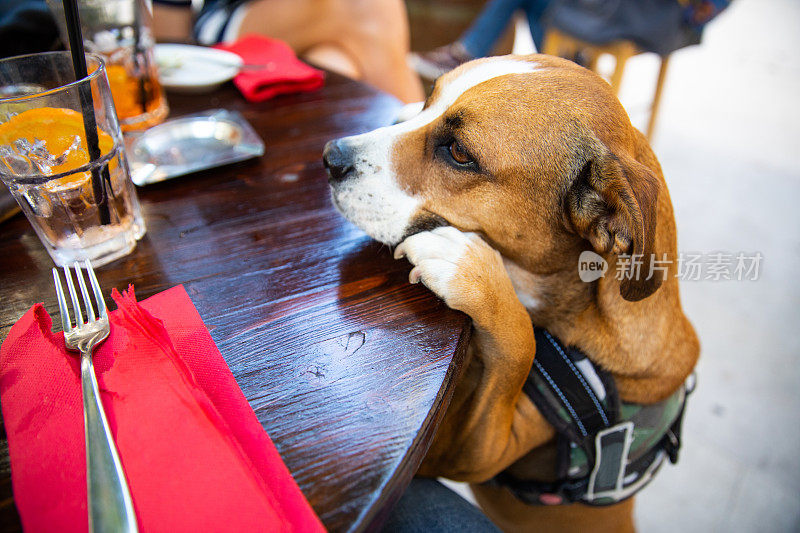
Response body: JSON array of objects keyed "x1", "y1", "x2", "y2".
[{"x1": 49, "y1": 0, "x2": 169, "y2": 132}]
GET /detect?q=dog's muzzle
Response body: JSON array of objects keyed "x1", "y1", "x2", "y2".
[{"x1": 322, "y1": 139, "x2": 354, "y2": 184}]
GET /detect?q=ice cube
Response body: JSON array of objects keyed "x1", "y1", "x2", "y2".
[
  {"x1": 0, "y1": 144, "x2": 34, "y2": 176},
  {"x1": 13, "y1": 135, "x2": 84, "y2": 175},
  {"x1": 24, "y1": 138, "x2": 55, "y2": 174}
]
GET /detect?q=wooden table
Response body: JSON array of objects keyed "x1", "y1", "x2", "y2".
[{"x1": 0, "y1": 73, "x2": 470, "y2": 532}]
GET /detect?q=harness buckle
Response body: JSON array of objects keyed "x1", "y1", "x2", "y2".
[{"x1": 585, "y1": 421, "x2": 634, "y2": 504}]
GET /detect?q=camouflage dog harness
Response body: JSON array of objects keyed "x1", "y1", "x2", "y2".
[{"x1": 488, "y1": 326, "x2": 694, "y2": 506}]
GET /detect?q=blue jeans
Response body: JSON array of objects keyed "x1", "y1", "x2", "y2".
[
  {"x1": 460, "y1": 0, "x2": 552, "y2": 56},
  {"x1": 383, "y1": 478, "x2": 500, "y2": 532}
]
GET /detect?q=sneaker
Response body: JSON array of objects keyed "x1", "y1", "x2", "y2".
[{"x1": 408, "y1": 42, "x2": 475, "y2": 80}]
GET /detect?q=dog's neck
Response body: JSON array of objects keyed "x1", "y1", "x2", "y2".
[{"x1": 503, "y1": 249, "x2": 698, "y2": 404}]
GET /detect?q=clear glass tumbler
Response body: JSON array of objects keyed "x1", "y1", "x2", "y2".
[
  {"x1": 0, "y1": 51, "x2": 146, "y2": 267},
  {"x1": 48, "y1": 0, "x2": 169, "y2": 132}
]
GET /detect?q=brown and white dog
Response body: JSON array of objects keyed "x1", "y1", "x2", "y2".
[{"x1": 323, "y1": 54, "x2": 699, "y2": 532}]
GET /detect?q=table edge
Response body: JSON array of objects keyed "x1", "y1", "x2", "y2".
[{"x1": 352, "y1": 318, "x2": 472, "y2": 532}]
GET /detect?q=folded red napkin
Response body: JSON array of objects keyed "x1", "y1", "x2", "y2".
[
  {"x1": 214, "y1": 35, "x2": 325, "y2": 103},
  {"x1": 0, "y1": 285, "x2": 325, "y2": 533}
]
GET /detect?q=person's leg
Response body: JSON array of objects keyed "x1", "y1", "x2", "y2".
[
  {"x1": 523, "y1": 0, "x2": 553, "y2": 52},
  {"x1": 151, "y1": 3, "x2": 193, "y2": 43},
  {"x1": 303, "y1": 44, "x2": 361, "y2": 80},
  {"x1": 383, "y1": 478, "x2": 501, "y2": 533},
  {"x1": 459, "y1": 0, "x2": 530, "y2": 57},
  {"x1": 408, "y1": 0, "x2": 529, "y2": 80},
  {"x1": 327, "y1": 0, "x2": 424, "y2": 103},
  {"x1": 234, "y1": 0, "x2": 424, "y2": 103}
]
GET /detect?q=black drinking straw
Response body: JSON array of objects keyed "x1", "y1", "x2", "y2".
[
  {"x1": 62, "y1": 0, "x2": 111, "y2": 225},
  {"x1": 132, "y1": 1, "x2": 149, "y2": 114}
]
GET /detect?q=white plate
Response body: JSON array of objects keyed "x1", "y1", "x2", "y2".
[{"x1": 154, "y1": 44, "x2": 243, "y2": 94}]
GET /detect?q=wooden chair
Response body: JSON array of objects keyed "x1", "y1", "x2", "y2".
[{"x1": 542, "y1": 27, "x2": 670, "y2": 140}]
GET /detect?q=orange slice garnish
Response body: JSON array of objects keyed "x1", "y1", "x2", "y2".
[{"x1": 0, "y1": 107, "x2": 115, "y2": 190}]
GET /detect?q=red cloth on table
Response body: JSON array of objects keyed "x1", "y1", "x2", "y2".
[
  {"x1": 214, "y1": 35, "x2": 325, "y2": 103},
  {"x1": 0, "y1": 285, "x2": 324, "y2": 533}
]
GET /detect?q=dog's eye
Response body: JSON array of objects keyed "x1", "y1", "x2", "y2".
[
  {"x1": 436, "y1": 139, "x2": 479, "y2": 172},
  {"x1": 448, "y1": 141, "x2": 473, "y2": 166}
]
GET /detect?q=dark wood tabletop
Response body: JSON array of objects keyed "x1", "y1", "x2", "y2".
[{"x1": 0, "y1": 73, "x2": 470, "y2": 532}]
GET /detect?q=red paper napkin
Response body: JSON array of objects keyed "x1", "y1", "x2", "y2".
[
  {"x1": 0, "y1": 285, "x2": 325, "y2": 533},
  {"x1": 214, "y1": 35, "x2": 325, "y2": 103}
]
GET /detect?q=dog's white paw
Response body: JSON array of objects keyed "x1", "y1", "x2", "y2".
[
  {"x1": 394, "y1": 226, "x2": 473, "y2": 298},
  {"x1": 394, "y1": 226, "x2": 515, "y2": 323}
]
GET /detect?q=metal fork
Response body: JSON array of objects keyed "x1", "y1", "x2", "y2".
[{"x1": 53, "y1": 261, "x2": 138, "y2": 533}]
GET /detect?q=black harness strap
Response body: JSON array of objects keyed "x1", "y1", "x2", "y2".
[
  {"x1": 523, "y1": 327, "x2": 620, "y2": 459},
  {"x1": 488, "y1": 327, "x2": 690, "y2": 507}
]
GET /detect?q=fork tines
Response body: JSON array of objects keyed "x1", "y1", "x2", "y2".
[{"x1": 52, "y1": 260, "x2": 108, "y2": 332}]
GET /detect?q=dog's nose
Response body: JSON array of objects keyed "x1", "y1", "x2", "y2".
[{"x1": 323, "y1": 139, "x2": 355, "y2": 183}]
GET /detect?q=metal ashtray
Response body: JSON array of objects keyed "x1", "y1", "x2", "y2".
[{"x1": 127, "y1": 109, "x2": 264, "y2": 186}]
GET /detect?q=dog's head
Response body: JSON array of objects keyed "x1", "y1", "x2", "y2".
[{"x1": 324, "y1": 55, "x2": 665, "y2": 301}]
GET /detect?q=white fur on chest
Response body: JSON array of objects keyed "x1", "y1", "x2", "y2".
[{"x1": 503, "y1": 257, "x2": 543, "y2": 311}]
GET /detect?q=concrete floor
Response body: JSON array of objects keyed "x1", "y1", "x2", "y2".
[
  {"x1": 624, "y1": 1, "x2": 800, "y2": 530},
  {"x1": 438, "y1": 0, "x2": 800, "y2": 530}
]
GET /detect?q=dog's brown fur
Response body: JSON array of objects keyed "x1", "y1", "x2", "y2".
[
  {"x1": 327, "y1": 53, "x2": 699, "y2": 531},
  {"x1": 389, "y1": 56, "x2": 698, "y2": 532}
]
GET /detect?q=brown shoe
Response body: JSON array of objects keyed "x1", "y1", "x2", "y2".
[{"x1": 408, "y1": 42, "x2": 475, "y2": 80}]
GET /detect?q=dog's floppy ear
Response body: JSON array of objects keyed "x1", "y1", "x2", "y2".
[{"x1": 564, "y1": 146, "x2": 662, "y2": 301}]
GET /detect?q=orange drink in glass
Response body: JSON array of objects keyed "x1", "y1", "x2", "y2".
[
  {"x1": 0, "y1": 52, "x2": 146, "y2": 266},
  {"x1": 48, "y1": 0, "x2": 169, "y2": 132}
]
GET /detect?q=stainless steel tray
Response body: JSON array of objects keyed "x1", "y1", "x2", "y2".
[{"x1": 127, "y1": 109, "x2": 264, "y2": 186}]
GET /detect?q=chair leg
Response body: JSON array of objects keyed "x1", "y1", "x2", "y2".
[
  {"x1": 608, "y1": 42, "x2": 636, "y2": 96},
  {"x1": 646, "y1": 55, "x2": 670, "y2": 140},
  {"x1": 609, "y1": 55, "x2": 627, "y2": 96},
  {"x1": 542, "y1": 28, "x2": 561, "y2": 56}
]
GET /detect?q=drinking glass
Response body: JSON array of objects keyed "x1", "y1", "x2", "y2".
[
  {"x1": 48, "y1": 0, "x2": 169, "y2": 132},
  {"x1": 0, "y1": 51, "x2": 146, "y2": 267}
]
